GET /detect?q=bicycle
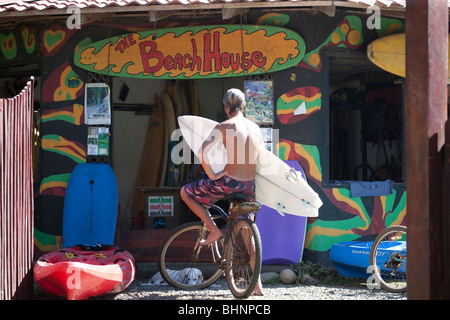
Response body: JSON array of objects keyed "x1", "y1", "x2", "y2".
[
  {"x1": 157, "y1": 192, "x2": 262, "y2": 299},
  {"x1": 369, "y1": 225, "x2": 407, "y2": 293}
]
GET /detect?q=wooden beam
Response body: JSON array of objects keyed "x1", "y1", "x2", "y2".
[
  {"x1": 405, "y1": 0, "x2": 449, "y2": 300},
  {"x1": 149, "y1": 9, "x2": 180, "y2": 22},
  {"x1": 316, "y1": 5, "x2": 336, "y2": 17},
  {"x1": 222, "y1": 7, "x2": 248, "y2": 20},
  {"x1": 0, "y1": 1, "x2": 407, "y2": 19}
]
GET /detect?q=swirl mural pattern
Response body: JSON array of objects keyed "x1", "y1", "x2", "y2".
[{"x1": 276, "y1": 15, "x2": 406, "y2": 254}]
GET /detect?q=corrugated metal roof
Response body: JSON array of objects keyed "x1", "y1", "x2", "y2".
[
  {"x1": 0, "y1": 0, "x2": 411, "y2": 14},
  {"x1": 347, "y1": 0, "x2": 405, "y2": 6}
]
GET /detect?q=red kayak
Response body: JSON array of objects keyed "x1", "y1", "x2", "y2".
[{"x1": 34, "y1": 245, "x2": 135, "y2": 300}]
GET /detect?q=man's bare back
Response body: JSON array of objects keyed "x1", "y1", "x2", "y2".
[{"x1": 216, "y1": 114, "x2": 262, "y2": 181}]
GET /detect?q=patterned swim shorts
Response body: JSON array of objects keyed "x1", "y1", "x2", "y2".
[{"x1": 183, "y1": 175, "x2": 255, "y2": 208}]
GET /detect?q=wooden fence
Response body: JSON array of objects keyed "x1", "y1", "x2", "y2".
[{"x1": 0, "y1": 77, "x2": 35, "y2": 300}]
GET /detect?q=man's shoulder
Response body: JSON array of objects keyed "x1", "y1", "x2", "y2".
[
  {"x1": 218, "y1": 116, "x2": 261, "y2": 132},
  {"x1": 241, "y1": 117, "x2": 262, "y2": 133},
  {"x1": 215, "y1": 121, "x2": 234, "y2": 131}
]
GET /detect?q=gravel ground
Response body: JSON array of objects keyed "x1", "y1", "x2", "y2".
[
  {"x1": 95, "y1": 263, "x2": 407, "y2": 301},
  {"x1": 34, "y1": 263, "x2": 407, "y2": 301},
  {"x1": 99, "y1": 276, "x2": 406, "y2": 301}
]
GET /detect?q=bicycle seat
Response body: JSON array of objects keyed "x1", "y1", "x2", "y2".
[{"x1": 224, "y1": 193, "x2": 262, "y2": 216}]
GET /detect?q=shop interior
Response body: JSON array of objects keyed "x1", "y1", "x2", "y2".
[
  {"x1": 327, "y1": 50, "x2": 404, "y2": 185},
  {"x1": 111, "y1": 77, "x2": 245, "y2": 231}
]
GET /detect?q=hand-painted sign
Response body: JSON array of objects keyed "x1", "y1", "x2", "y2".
[
  {"x1": 74, "y1": 25, "x2": 305, "y2": 79},
  {"x1": 148, "y1": 196, "x2": 174, "y2": 216}
]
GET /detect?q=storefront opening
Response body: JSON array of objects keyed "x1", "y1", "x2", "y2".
[{"x1": 327, "y1": 52, "x2": 405, "y2": 184}]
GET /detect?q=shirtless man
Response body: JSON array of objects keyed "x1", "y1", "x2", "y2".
[{"x1": 180, "y1": 88, "x2": 264, "y2": 295}]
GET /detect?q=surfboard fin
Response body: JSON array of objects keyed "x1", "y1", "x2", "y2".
[
  {"x1": 276, "y1": 202, "x2": 286, "y2": 216},
  {"x1": 285, "y1": 168, "x2": 299, "y2": 183}
]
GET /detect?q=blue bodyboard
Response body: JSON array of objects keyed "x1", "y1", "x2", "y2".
[{"x1": 63, "y1": 164, "x2": 118, "y2": 247}]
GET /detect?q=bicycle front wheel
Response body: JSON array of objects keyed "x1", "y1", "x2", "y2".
[
  {"x1": 225, "y1": 218, "x2": 262, "y2": 299},
  {"x1": 369, "y1": 225, "x2": 407, "y2": 293},
  {"x1": 157, "y1": 222, "x2": 223, "y2": 290}
]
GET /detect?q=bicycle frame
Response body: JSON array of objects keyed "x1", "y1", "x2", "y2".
[
  {"x1": 157, "y1": 193, "x2": 262, "y2": 298},
  {"x1": 187, "y1": 199, "x2": 260, "y2": 265},
  {"x1": 209, "y1": 201, "x2": 261, "y2": 267},
  {"x1": 208, "y1": 204, "x2": 238, "y2": 269}
]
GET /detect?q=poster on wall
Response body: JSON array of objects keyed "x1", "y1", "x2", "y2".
[
  {"x1": 260, "y1": 128, "x2": 273, "y2": 152},
  {"x1": 85, "y1": 83, "x2": 111, "y2": 125},
  {"x1": 87, "y1": 127, "x2": 109, "y2": 155},
  {"x1": 244, "y1": 80, "x2": 274, "y2": 125}
]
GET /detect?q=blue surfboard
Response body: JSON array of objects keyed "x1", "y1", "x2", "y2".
[{"x1": 63, "y1": 164, "x2": 118, "y2": 247}]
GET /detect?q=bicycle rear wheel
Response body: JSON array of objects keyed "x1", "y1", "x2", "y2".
[
  {"x1": 157, "y1": 221, "x2": 223, "y2": 290},
  {"x1": 225, "y1": 218, "x2": 262, "y2": 299},
  {"x1": 369, "y1": 225, "x2": 407, "y2": 293}
]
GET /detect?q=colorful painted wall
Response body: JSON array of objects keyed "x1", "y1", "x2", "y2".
[
  {"x1": 256, "y1": 11, "x2": 407, "y2": 264},
  {"x1": 0, "y1": 9, "x2": 406, "y2": 264}
]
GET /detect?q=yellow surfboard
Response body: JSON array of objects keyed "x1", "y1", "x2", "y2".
[{"x1": 367, "y1": 33, "x2": 450, "y2": 79}]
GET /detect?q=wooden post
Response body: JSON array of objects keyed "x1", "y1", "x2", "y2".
[{"x1": 405, "y1": 0, "x2": 449, "y2": 299}]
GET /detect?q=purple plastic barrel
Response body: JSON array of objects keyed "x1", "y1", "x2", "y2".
[{"x1": 256, "y1": 160, "x2": 308, "y2": 265}]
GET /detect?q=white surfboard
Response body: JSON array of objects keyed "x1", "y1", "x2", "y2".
[{"x1": 177, "y1": 115, "x2": 322, "y2": 217}]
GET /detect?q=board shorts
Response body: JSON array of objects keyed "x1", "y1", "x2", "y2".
[{"x1": 183, "y1": 175, "x2": 256, "y2": 209}]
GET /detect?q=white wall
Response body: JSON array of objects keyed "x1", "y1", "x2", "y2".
[{"x1": 111, "y1": 78, "x2": 166, "y2": 229}]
